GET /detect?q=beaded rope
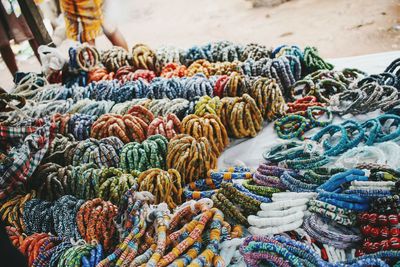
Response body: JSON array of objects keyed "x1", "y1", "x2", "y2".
[
  {"x1": 120, "y1": 134, "x2": 168, "y2": 172},
  {"x1": 250, "y1": 77, "x2": 287, "y2": 120},
  {"x1": 71, "y1": 136, "x2": 123, "y2": 168},
  {"x1": 90, "y1": 106, "x2": 154, "y2": 143},
  {"x1": 0, "y1": 191, "x2": 36, "y2": 233},
  {"x1": 76, "y1": 198, "x2": 118, "y2": 251},
  {"x1": 147, "y1": 113, "x2": 181, "y2": 139},
  {"x1": 167, "y1": 134, "x2": 217, "y2": 185},
  {"x1": 181, "y1": 114, "x2": 229, "y2": 156},
  {"x1": 137, "y1": 168, "x2": 183, "y2": 209},
  {"x1": 219, "y1": 94, "x2": 263, "y2": 138},
  {"x1": 101, "y1": 46, "x2": 132, "y2": 72},
  {"x1": 131, "y1": 44, "x2": 161, "y2": 75}
]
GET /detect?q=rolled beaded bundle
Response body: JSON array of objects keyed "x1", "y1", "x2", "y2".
[
  {"x1": 29, "y1": 163, "x2": 73, "y2": 200},
  {"x1": 212, "y1": 182, "x2": 261, "y2": 226},
  {"x1": 97, "y1": 167, "x2": 137, "y2": 205},
  {"x1": 68, "y1": 45, "x2": 100, "y2": 72},
  {"x1": 240, "y1": 55, "x2": 302, "y2": 99},
  {"x1": 76, "y1": 198, "x2": 118, "y2": 251},
  {"x1": 119, "y1": 134, "x2": 168, "y2": 172},
  {"x1": 137, "y1": 168, "x2": 183, "y2": 208},
  {"x1": 250, "y1": 77, "x2": 287, "y2": 120},
  {"x1": 116, "y1": 67, "x2": 156, "y2": 83},
  {"x1": 214, "y1": 71, "x2": 251, "y2": 97},
  {"x1": 70, "y1": 136, "x2": 123, "y2": 167},
  {"x1": 180, "y1": 114, "x2": 229, "y2": 156},
  {"x1": 0, "y1": 191, "x2": 36, "y2": 233},
  {"x1": 57, "y1": 242, "x2": 103, "y2": 267},
  {"x1": 160, "y1": 62, "x2": 188, "y2": 78},
  {"x1": 194, "y1": 95, "x2": 222, "y2": 116},
  {"x1": 101, "y1": 46, "x2": 132, "y2": 72},
  {"x1": 167, "y1": 134, "x2": 217, "y2": 184},
  {"x1": 19, "y1": 232, "x2": 51, "y2": 266},
  {"x1": 90, "y1": 106, "x2": 154, "y2": 143},
  {"x1": 131, "y1": 44, "x2": 161, "y2": 75},
  {"x1": 147, "y1": 113, "x2": 181, "y2": 139},
  {"x1": 88, "y1": 67, "x2": 115, "y2": 83},
  {"x1": 219, "y1": 93, "x2": 263, "y2": 138}
]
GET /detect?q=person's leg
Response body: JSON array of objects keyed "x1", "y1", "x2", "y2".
[
  {"x1": 0, "y1": 44, "x2": 18, "y2": 76},
  {"x1": 28, "y1": 39, "x2": 41, "y2": 63},
  {"x1": 103, "y1": 25, "x2": 128, "y2": 50}
]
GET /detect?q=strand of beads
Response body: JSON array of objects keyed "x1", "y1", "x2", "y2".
[
  {"x1": 76, "y1": 198, "x2": 118, "y2": 251},
  {"x1": 167, "y1": 134, "x2": 217, "y2": 185},
  {"x1": 219, "y1": 94, "x2": 263, "y2": 138},
  {"x1": 248, "y1": 192, "x2": 314, "y2": 235},
  {"x1": 137, "y1": 168, "x2": 183, "y2": 209},
  {"x1": 213, "y1": 182, "x2": 261, "y2": 226},
  {"x1": 101, "y1": 46, "x2": 132, "y2": 72},
  {"x1": 183, "y1": 166, "x2": 252, "y2": 200},
  {"x1": 181, "y1": 114, "x2": 229, "y2": 156},
  {"x1": 275, "y1": 106, "x2": 332, "y2": 140},
  {"x1": 120, "y1": 134, "x2": 168, "y2": 172}
]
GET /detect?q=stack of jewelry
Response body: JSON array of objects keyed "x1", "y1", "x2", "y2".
[{"x1": 247, "y1": 192, "x2": 315, "y2": 235}]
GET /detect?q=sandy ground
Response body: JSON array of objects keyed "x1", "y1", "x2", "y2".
[{"x1": 1, "y1": 0, "x2": 399, "y2": 89}]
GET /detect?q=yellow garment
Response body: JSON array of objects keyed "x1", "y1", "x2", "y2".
[{"x1": 60, "y1": 0, "x2": 103, "y2": 42}]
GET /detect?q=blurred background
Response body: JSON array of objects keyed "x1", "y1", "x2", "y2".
[{"x1": 1, "y1": 0, "x2": 399, "y2": 87}]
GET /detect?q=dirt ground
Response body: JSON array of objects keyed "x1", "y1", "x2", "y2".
[{"x1": 1, "y1": 0, "x2": 399, "y2": 89}]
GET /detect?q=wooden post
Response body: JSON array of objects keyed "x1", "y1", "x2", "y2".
[{"x1": 17, "y1": 0, "x2": 55, "y2": 47}]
